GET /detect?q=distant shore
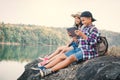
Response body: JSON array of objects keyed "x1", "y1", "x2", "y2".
[
  {"x1": 0, "y1": 42, "x2": 55, "y2": 46},
  {"x1": 0, "y1": 42, "x2": 20, "y2": 45}
]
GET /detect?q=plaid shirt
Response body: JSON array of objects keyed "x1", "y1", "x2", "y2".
[{"x1": 78, "y1": 25, "x2": 100, "y2": 60}]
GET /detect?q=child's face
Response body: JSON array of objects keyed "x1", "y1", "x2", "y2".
[
  {"x1": 74, "y1": 17, "x2": 81, "y2": 25},
  {"x1": 80, "y1": 17, "x2": 92, "y2": 26}
]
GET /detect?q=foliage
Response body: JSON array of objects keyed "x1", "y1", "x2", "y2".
[
  {"x1": 0, "y1": 22, "x2": 70, "y2": 45},
  {"x1": 0, "y1": 22, "x2": 120, "y2": 47},
  {"x1": 108, "y1": 46, "x2": 120, "y2": 57},
  {"x1": 100, "y1": 30, "x2": 120, "y2": 47}
]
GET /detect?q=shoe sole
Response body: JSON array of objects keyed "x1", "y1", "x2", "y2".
[{"x1": 39, "y1": 69, "x2": 44, "y2": 77}]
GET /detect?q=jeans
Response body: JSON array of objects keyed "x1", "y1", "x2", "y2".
[{"x1": 65, "y1": 48, "x2": 83, "y2": 61}]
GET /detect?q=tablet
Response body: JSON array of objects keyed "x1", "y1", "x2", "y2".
[{"x1": 67, "y1": 27, "x2": 78, "y2": 37}]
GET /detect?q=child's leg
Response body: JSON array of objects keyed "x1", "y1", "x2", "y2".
[
  {"x1": 38, "y1": 46, "x2": 73, "y2": 66},
  {"x1": 45, "y1": 49, "x2": 76, "y2": 69},
  {"x1": 47, "y1": 46, "x2": 67, "y2": 59},
  {"x1": 51, "y1": 55, "x2": 77, "y2": 71},
  {"x1": 46, "y1": 53, "x2": 62, "y2": 64},
  {"x1": 37, "y1": 49, "x2": 81, "y2": 77},
  {"x1": 37, "y1": 55, "x2": 77, "y2": 77},
  {"x1": 60, "y1": 46, "x2": 73, "y2": 54},
  {"x1": 45, "y1": 53, "x2": 67, "y2": 68},
  {"x1": 48, "y1": 46, "x2": 74, "y2": 62},
  {"x1": 51, "y1": 48, "x2": 83, "y2": 71}
]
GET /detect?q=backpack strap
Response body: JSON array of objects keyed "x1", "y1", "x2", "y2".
[
  {"x1": 80, "y1": 25, "x2": 86, "y2": 31},
  {"x1": 89, "y1": 25, "x2": 97, "y2": 33}
]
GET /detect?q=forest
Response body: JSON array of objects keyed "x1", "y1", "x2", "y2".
[
  {"x1": 0, "y1": 22, "x2": 120, "y2": 47},
  {"x1": 0, "y1": 22, "x2": 69, "y2": 46}
]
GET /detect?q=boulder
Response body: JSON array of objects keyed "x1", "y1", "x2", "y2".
[
  {"x1": 75, "y1": 56, "x2": 120, "y2": 80},
  {"x1": 17, "y1": 56, "x2": 120, "y2": 80}
]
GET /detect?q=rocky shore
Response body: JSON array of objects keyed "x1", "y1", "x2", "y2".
[
  {"x1": 17, "y1": 47, "x2": 120, "y2": 80},
  {"x1": 43, "y1": 56, "x2": 120, "y2": 80}
]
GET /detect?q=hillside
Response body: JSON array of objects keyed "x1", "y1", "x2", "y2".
[
  {"x1": 0, "y1": 22, "x2": 120, "y2": 47},
  {"x1": 0, "y1": 22, "x2": 69, "y2": 46},
  {"x1": 100, "y1": 30, "x2": 120, "y2": 47}
]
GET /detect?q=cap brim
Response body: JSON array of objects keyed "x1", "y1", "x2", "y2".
[{"x1": 92, "y1": 18, "x2": 96, "y2": 22}]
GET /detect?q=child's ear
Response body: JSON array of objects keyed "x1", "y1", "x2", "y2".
[{"x1": 89, "y1": 17, "x2": 92, "y2": 21}]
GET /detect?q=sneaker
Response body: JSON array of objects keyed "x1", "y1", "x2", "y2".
[
  {"x1": 40, "y1": 69, "x2": 53, "y2": 77},
  {"x1": 31, "y1": 72, "x2": 41, "y2": 80},
  {"x1": 38, "y1": 66, "x2": 46, "y2": 70},
  {"x1": 38, "y1": 57, "x2": 49, "y2": 66},
  {"x1": 31, "y1": 67, "x2": 40, "y2": 74},
  {"x1": 38, "y1": 61, "x2": 48, "y2": 67},
  {"x1": 38, "y1": 57, "x2": 49, "y2": 61},
  {"x1": 30, "y1": 67, "x2": 41, "y2": 80}
]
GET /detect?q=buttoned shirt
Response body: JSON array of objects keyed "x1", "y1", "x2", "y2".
[{"x1": 78, "y1": 25, "x2": 100, "y2": 60}]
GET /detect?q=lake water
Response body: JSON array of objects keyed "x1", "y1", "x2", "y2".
[{"x1": 0, "y1": 44, "x2": 58, "y2": 80}]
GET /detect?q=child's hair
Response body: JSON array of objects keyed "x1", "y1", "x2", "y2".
[{"x1": 75, "y1": 21, "x2": 83, "y2": 29}]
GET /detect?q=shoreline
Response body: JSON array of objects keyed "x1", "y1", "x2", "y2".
[
  {"x1": 0, "y1": 42, "x2": 56, "y2": 46},
  {"x1": 0, "y1": 42, "x2": 20, "y2": 45}
]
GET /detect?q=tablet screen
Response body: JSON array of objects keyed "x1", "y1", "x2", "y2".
[{"x1": 67, "y1": 27, "x2": 78, "y2": 37}]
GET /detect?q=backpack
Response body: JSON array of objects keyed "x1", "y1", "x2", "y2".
[
  {"x1": 95, "y1": 36, "x2": 108, "y2": 56},
  {"x1": 90, "y1": 27, "x2": 108, "y2": 56}
]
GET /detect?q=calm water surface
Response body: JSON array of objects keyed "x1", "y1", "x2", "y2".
[{"x1": 0, "y1": 44, "x2": 58, "y2": 80}]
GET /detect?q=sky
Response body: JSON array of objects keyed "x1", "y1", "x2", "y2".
[{"x1": 0, "y1": 0, "x2": 120, "y2": 32}]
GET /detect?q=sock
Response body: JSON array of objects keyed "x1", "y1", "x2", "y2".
[{"x1": 38, "y1": 66, "x2": 46, "y2": 70}]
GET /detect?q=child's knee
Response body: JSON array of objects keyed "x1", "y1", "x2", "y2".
[
  {"x1": 57, "y1": 46, "x2": 65, "y2": 51},
  {"x1": 58, "y1": 54, "x2": 66, "y2": 60},
  {"x1": 62, "y1": 48, "x2": 67, "y2": 52},
  {"x1": 63, "y1": 47, "x2": 71, "y2": 52},
  {"x1": 56, "y1": 47, "x2": 62, "y2": 51},
  {"x1": 68, "y1": 55, "x2": 77, "y2": 62}
]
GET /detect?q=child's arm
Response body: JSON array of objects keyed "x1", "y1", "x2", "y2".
[
  {"x1": 75, "y1": 28, "x2": 99, "y2": 45},
  {"x1": 67, "y1": 36, "x2": 78, "y2": 47},
  {"x1": 75, "y1": 30, "x2": 88, "y2": 40}
]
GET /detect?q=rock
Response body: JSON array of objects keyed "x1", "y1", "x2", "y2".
[
  {"x1": 44, "y1": 56, "x2": 120, "y2": 80},
  {"x1": 17, "y1": 58, "x2": 42, "y2": 80},
  {"x1": 24, "y1": 58, "x2": 42, "y2": 70},
  {"x1": 75, "y1": 56, "x2": 120, "y2": 80},
  {"x1": 17, "y1": 56, "x2": 120, "y2": 80},
  {"x1": 17, "y1": 68, "x2": 41, "y2": 80},
  {"x1": 108, "y1": 46, "x2": 120, "y2": 57},
  {"x1": 43, "y1": 61, "x2": 84, "y2": 80}
]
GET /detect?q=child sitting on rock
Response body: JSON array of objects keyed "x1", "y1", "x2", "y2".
[{"x1": 31, "y1": 11, "x2": 100, "y2": 78}]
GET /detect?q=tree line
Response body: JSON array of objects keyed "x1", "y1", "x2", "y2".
[
  {"x1": 0, "y1": 22, "x2": 69, "y2": 46},
  {"x1": 0, "y1": 22, "x2": 120, "y2": 47}
]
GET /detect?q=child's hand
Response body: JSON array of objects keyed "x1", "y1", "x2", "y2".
[
  {"x1": 75, "y1": 30, "x2": 83, "y2": 36},
  {"x1": 75, "y1": 30, "x2": 88, "y2": 40},
  {"x1": 73, "y1": 37, "x2": 78, "y2": 42}
]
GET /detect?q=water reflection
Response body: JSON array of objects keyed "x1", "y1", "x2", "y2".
[
  {"x1": 0, "y1": 44, "x2": 58, "y2": 80},
  {"x1": 0, "y1": 44, "x2": 58, "y2": 61}
]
